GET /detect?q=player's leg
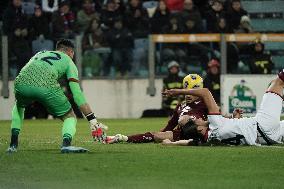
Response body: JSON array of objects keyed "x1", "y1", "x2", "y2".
[
  {"x1": 7, "y1": 86, "x2": 33, "y2": 152},
  {"x1": 60, "y1": 109, "x2": 77, "y2": 147},
  {"x1": 7, "y1": 104, "x2": 25, "y2": 152},
  {"x1": 39, "y1": 87, "x2": 88, "y2": 153},
  {"x1": 255, "y1": 71, "x2": 284, "y2": 140},
  {"x1": 60, "y1": 110, "x2": 89, "y2": 153}
]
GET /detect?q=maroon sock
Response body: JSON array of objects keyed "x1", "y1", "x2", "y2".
[
  {"x1": 127, "y1": 132, "x2": 155, "y2": 143},
  {"x1": 278, "y1": 69, "x2": 284, "y2": 82}
]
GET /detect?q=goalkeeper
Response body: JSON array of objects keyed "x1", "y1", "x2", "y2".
[{"x1": 7, "y1": 39, "x2": 106, "y2": 153}]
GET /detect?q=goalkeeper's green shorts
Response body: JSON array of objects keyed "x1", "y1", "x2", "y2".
[{"x1": 14, "y1": 85, "x2": 71, "y2": 117}]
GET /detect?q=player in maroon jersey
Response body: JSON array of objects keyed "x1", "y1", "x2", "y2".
[{"x1": 107, "y1": 74, "x2": 209, "y2": 144}]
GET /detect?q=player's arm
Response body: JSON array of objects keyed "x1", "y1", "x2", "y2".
[
  {"x1": 67, "y1": 61, "x2": 107, "y2": 142},
  {"x1": 162, "y1": 88, "x2": 220, "y2": 114},
  {"x1": 223, "y1": 108, "x2": 243, "y2": 119},
  {"x1": 160, "y1": 104, "x2": 179, "y2": 132},
  {"x1": 68, "y1": 81, "x2": 91, "y2": 115},
  {"x1": 162, "y1": 139, "x2": 193, "y2": 146}
]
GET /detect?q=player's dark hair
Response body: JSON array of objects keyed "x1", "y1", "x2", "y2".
[
  {"x1": 180, "y1": 119, "x2": 204, "y2": 143},
  {"x1": 56, "y1": 39, "x2": 75, "y2": 51}
]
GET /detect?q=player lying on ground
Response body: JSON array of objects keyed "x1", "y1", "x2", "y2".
[
  {"x1": 7, "y1": 39, "x2": 107, "y2": 153},
  {"x1": 107, "y1": 74, "x2": 208, "y2": 144},
  {"x1": 108, "y1": 74, "x2": 242, "y2": 144},
  {"x1": 161, "y1": 70, "x2": 284, "y2": 146}
]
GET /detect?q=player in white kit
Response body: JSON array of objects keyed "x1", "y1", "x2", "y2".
[{"x1": 162, "y1": 70, "x2": 284, "y2": 146}]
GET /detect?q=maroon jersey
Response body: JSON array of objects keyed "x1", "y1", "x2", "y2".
[{"x1": 161, "y1": 100, "x2": 208, "y2": 132}]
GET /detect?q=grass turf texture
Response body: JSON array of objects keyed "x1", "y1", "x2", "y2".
[{"x1": 1, "y1": 118, "x2": 284, "y2": 189}]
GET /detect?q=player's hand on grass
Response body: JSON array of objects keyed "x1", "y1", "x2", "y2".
[{"x1": 89, "y1": 119, "x2": 108, "y2": 143}]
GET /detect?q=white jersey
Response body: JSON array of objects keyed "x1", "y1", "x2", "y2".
[
  {"x1": 208, "y1": 115, "x2": 258, "y2": 145},
  {"x1": 207, "y1": 92, "x2": 284, "y2": 146}
]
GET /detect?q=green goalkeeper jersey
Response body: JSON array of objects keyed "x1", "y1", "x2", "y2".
[{"x1": 15, "y1": 51, "x2": 78, "y2": 88}]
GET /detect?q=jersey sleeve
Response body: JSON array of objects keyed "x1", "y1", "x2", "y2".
[
  {"x1": 69, "y1": 81, "x2": 87, "y2": 107},
  {"x1": 66, "y1": 61, "x2": 79, "y2": 82},
  {"x1": 66, "y1": 59, "x2": 86, "y2": 106}
]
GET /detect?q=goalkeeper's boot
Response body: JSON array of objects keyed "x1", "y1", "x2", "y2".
[
  {"x1": 7, "y1": 131, "x2": 19, "y2": 153},
  {"x1": 106, "y1": 134, "x2": 128, "y2": 144},
  {"x1": 6, "y1": 145, "x2": 17, "y2": 153},
  {"x1": 61, "y1": 146, "x2": 89, "y2": 153}
]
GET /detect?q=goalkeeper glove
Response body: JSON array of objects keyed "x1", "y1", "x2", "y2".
[{"x1": 86, "y1": 113, "x2": 108, "y2": 143}]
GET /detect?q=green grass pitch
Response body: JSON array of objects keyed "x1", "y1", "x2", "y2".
[{"x1": 1, "y1": 118, "x2": 284, "y2": 189}]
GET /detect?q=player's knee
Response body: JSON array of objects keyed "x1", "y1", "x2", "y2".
[{"x1": 61, "y1": 109, "x2": 76, "y2": 121}]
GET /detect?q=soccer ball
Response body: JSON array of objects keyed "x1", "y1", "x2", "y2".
[{"x1": 183, "y1": 74, "x2": 203, "y2": 89}]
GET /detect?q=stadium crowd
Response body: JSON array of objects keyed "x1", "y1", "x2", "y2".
[{"x1": 0, "y1": 0, "x2": 275, "y2": 78}]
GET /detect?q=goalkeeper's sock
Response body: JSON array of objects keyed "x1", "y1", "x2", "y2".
[
  {"x1": 10, "y1": 128, "x2": 20, "y2": 147},
  {"x1": 62, "y1": 117, "x2": 77, "y2": 146},
  {"x1": 62, "y1": 135, "x2": 72, "y2": 147},
  {"x1": 10, "y1": 104, "x2": 24, "y2": 147},
  {"x1": 127, "y1": 132, "x2": 155, "y2": 143}
]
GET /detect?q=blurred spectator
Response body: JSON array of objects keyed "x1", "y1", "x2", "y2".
[
  {"x1": 234, "y1": 15, "x2": 253, "y2": 60},
  {"x1": 0, "y1": 1, "x2": 9, "y2": 21},
  {"x1": 204, "y1": 59, "x2": 220, "y2": 104},
  {"x1": 82, "y1": 18, "x2": 108, "y2": 51},
  {"x1": 2, "y1": 0, "x2": 31, "y2": 74},
  {"x1": 248, "y1": 40, "x2": 274, "y2": 74},
  {"x1": 82, "y1": 18, "x2": 110, "y2": 76},
  {"x1": 42, "y1": 0, "x2": 58, "y2": 12},
  {"x1": 76, "y1": 0, "x2": 99, "y2": 33},
  {"x1": 161, "y1": 14, "x2": 186, "y2": 68},
  {"x1": 179, "y1": 0, "x2": 203, "y2": 32},
  {"x1": 235, "y1": 15, "x2": 253, "y2": 33},
  {"x1": 205, "y1": 0, "x2": 225, "y2": 32},
  {"x1": 107, "y1": 19, "x2": 134, "y2": 76},
  {"x1": 182, "y1": 16, "x2": 202, "y2": 33},
  {"x1": 52, "y1": 0, "x2": 76, "y2": 39},
  {"x1": 226, "y1": 0, "x2": 248, "y2": 31},
  {"x1": 100, "y1": 0, "x2": 121, "y2": 30},
  {"x1": 69, "y1": 0, "x2": 82, "y2": 12},
  {"x1": 193, "y1": 0, "x2": 210, "y2": 17},
  {"x1": 165, "y1": 0, "x2": 183, "y2": 12},
  {"x1": 114, "y1": 0, "x2": 126, "y2": 15},
  {"x1": 41, "y1": 0, "x2": 59, "y2": 21},
  {"x1": 214, "y1": 17, "x2": 231, "y2": 33},
  {"x1": 125, "y1": 0, "x2": 149, "y2": 38},
  {"x1": 162, "y1": 13, "x2": 182, "y2": 34},
  {"x1": 28, "y1": 5, "x2": 51, "y2": 40},
  {"x1": 162, "y1": 61, "x2": 184, "y2": 116},
  {"x1": 151, "y1": 0, "x2": 170, "y2": 34},
  {"x1": 227, "y1": 43, "x2": 240, "y2": 73}
]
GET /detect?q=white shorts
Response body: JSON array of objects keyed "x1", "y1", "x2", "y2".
[{"x1": 255, "y1": 92, "x2": 283, "y2": 142}]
